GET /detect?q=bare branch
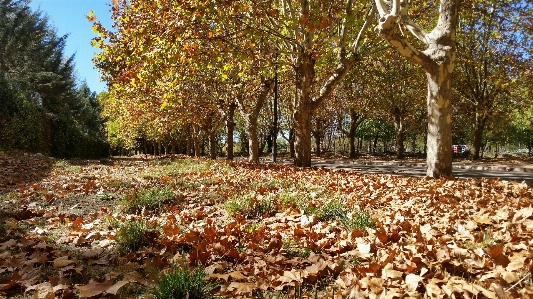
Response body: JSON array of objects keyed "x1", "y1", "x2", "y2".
[
  {"x1": 350, "y1": 4, "x2": 376, "y2": 54},
  {"x1": 399, "y1": 0, "x2": 429, "y2": 44},
  {"x1": 375, "y1": 0, "x2": 388, "y2": 17}
]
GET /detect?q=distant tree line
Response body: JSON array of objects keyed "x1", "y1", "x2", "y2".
[{"x1": 0, "y1": 0, "x2": 108, "y2": 158}]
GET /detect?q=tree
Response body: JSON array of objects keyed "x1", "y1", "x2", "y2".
[
  {"x1": 367, "y1": 53, "x2": 426, "y2": 159},
  {"x1": 374, "y1": 0, "x2": 461, "y2": 177},
  {"x1": 0, "y1": 0, "x2": 108, "y2": 158},
  {"x1": 454, "y1": 0, "x2": 533, "y2": 160},
  {"x1": 253, "y1": 0, "x2": 377, "y2": 167}
]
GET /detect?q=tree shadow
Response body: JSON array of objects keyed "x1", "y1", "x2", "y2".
[{"x1": 0, "y1": 152, "x2": 55, "y2": 196}]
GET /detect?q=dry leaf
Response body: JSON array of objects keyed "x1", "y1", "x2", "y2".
[
  {"x1": 53, "y1": 256, "x2": 76, "y2": 268},
  {"x1": 405, "y1": 274, "x2": 421, "y2": 292},
  {"x1": 76, "y1": 280, "x2": 113, "y2": 298},
  {"x1": 105, "y1": 280, "x2": 129, "y2": 295}
]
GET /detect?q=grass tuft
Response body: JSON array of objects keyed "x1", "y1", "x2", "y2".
[
  {"x1": 316, "y1": 200, "x2": 375, "y2": 232},
  {"x1": 224, "y1": 193, "x2": 276, "y2": 218},
  {"x1": 115, "y1": 220, "x2": 149, "y2": 252},
  {"x1": 123, "y1": 187, "x2": 175, "y2": 212},
  {"x1": 151, "y1": 265, "x2": 218, "y2": 299}
]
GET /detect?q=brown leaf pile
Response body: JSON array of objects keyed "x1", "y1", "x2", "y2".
[{"x1": 0, "y1": 153, "x2": 532, "y2": 298}]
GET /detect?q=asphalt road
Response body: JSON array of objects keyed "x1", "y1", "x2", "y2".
[{"x1": 310, "y1": 160, "x2": 533, "y2": 186}]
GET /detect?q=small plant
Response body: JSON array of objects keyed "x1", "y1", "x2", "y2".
[
  {"x1": 316, "y1": 200, "x2": 345, "y2": 221},
  {"x1": 339, "y1": 209, "x2": 375, "y2": 232},
  {"x1": 225, "y1": 194, "x2": 276, "y2": 218},
  {"x1": 465, "y1": 229, "x2": 495, "y2": 249},
  {"x1": 315, "y1": 200, "x2": 375, "y2": 232},
  {"x1": 54, "y1": 159, "x2": 69, "y2": 168},
  {"x1": 282, "y1": 238, "x2": 312, "y2": 258},
  {"x1": 151, "y1": 265, "x2": 218, "y2": 299},
  {"x1": 115, "y1": 220, "x2": 148, "y2": 252},
  {"x1": 123, "y1": 187, "x2": 175, "y2": 212},
  {"x1": 245, "y1": 223, "x2": 262, "y2": 233}
]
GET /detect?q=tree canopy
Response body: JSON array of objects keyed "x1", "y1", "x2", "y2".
[{"x1": 90, "y1": 0, "x2": 533, "y2": 165}]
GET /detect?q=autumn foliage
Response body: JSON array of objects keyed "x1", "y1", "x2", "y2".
[{"x1": 1, "y1": 152, "x2": 532, "y2": 298}]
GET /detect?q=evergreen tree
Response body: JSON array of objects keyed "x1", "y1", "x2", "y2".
[{"x1": 0, "y1": 0, "x2": 108, "y2": 158}]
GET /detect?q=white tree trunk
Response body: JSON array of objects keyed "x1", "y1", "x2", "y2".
[
  {"x1": 425, "y1": 69, "x2": 453, "y2": 176},
  {"x1": 374, "y1": 0, "x2": 460, "y2": 177}
]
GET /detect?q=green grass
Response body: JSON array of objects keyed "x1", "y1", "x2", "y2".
[
  {"x1": 224, "y1": 193, "x2": 276, "y2": 218},
  {"x1": 53, "y1": 159, "x2": 81, "y2": 172},
  {"x1": 115, "y1": 220, "x2": 149, "y2": 252},
  {"x1": 281, "y1": 238, "x2": 312, "y2": 258},
  {"x1": 151, "y1": 265, "x2": 218, "y2": 299},
  {"x1": 316, "y1": 199, "x2": 375, "y2": 232},
  {"x1": 339, "y1": 209, "x2": 375, "y2": 232},
  {"x1": 316, "y1": 200, "x2": 345, "y2": 221},
  {"x1": 122, "y1": 187, "x2": 175, "y2": 213}
]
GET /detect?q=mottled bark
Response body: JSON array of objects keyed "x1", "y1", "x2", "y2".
[
  {"x1": 236, "y1": 79, "x2": 274, "y2": 163},
  {"x1": 375, "y1": 0, "x2": 460, "y2": 177},
  {"x1": 246, "y1": 120, "x2": 260, "y2": 162},
  {"x1": 288, "y1": 128, "x2": 295, "y2": 158}
]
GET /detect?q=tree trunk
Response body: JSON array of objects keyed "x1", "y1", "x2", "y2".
[
  {"x1": 293, "y1": 57, "x2": 315, "y2": 167},
  {"x1": 472, "y1": 115, "x2": 487, "y2": 160},
  {"x1": 348, "y1": 134, "x2": 356, "y2": 158},
  {"x1": 225, "y1": 102, "x2": 236, "y2": 160},
  {"x1": 393, "y1": 112, "x2": 405, "y2": 159},
  {"x1": 348, "y1": 109, "x2": 363, "y2": 158},
  {"x1": 186, "y1": 136, "x2": 192, "y2": 156},
  {"x1": 289, "y1": 128, "x2": 295, "y2": 158},
  {"x1": 425, "y1": 70, "x2": 453, "y2": 176},
  {"x1": 472, "y1": 125, "x2": 483, "y2": 160},
  {"x1": 208, "y1": 130, "x2": 217, "y2": 160},
  {"x1": 247, "y1": 120, "x2": 260, "y2": 162},
  {"x1": 314, "y1": 132, "x2": 321, "y2": 157},
  {"x1": 374, "y1": 0, "x2": 460, "y2": 177},
  {"x1": 395, "y1": 131, "x2": 405, "y2": 159},
  {"x1": 235, "y1": 79, "x2": 274, "y2": 163},
  {"x1": 192, "y1": 127, "x2": 201, "y2": 157},
  {"x1": 293, "y1": 105, "x2": 313, "y2": 166}
]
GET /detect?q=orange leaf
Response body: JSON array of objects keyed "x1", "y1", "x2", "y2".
[
  {"x1": 76, "y1": 280, "x2": 114, "y2": 298},
  {"x1": 487, "y1": 244, "x2": 504, "y2": 258},
  {"x1": 72, "y1": 217, "x2": 84, "y2": 231}
]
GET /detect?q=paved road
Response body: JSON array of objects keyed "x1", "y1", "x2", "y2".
[{"x1": 310, "y1": 160, "x2": 533, "y2": 186}]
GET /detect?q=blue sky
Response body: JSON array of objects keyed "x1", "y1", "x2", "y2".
[{"x1": 28, "y1": 0, "x2": 113, "y2": 93}]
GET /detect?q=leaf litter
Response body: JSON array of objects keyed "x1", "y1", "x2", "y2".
[{"x1": 0, "y1": 153, "x2": 532, "y2": 298}]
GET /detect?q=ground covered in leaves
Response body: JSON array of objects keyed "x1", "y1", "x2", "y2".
[{"x1": 1, "y1": 152, "x2": 532, "y2": 298}]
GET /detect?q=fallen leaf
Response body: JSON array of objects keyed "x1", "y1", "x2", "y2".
[
  {"x1": 76, "y1": 280, "x2": 113, "y2": 298},
  {"x1": 105, "y1": 280, "x2": 129, "y2": 295},
  {"x1": 405, "y1": 274, "x2": 421, "y2": 292},
  {"x1": 228, "y1": 282, "x2": 255, "y2": 294},
  {"x1": 53, "y1": 256, "x2": 76, "y2": 268}
]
